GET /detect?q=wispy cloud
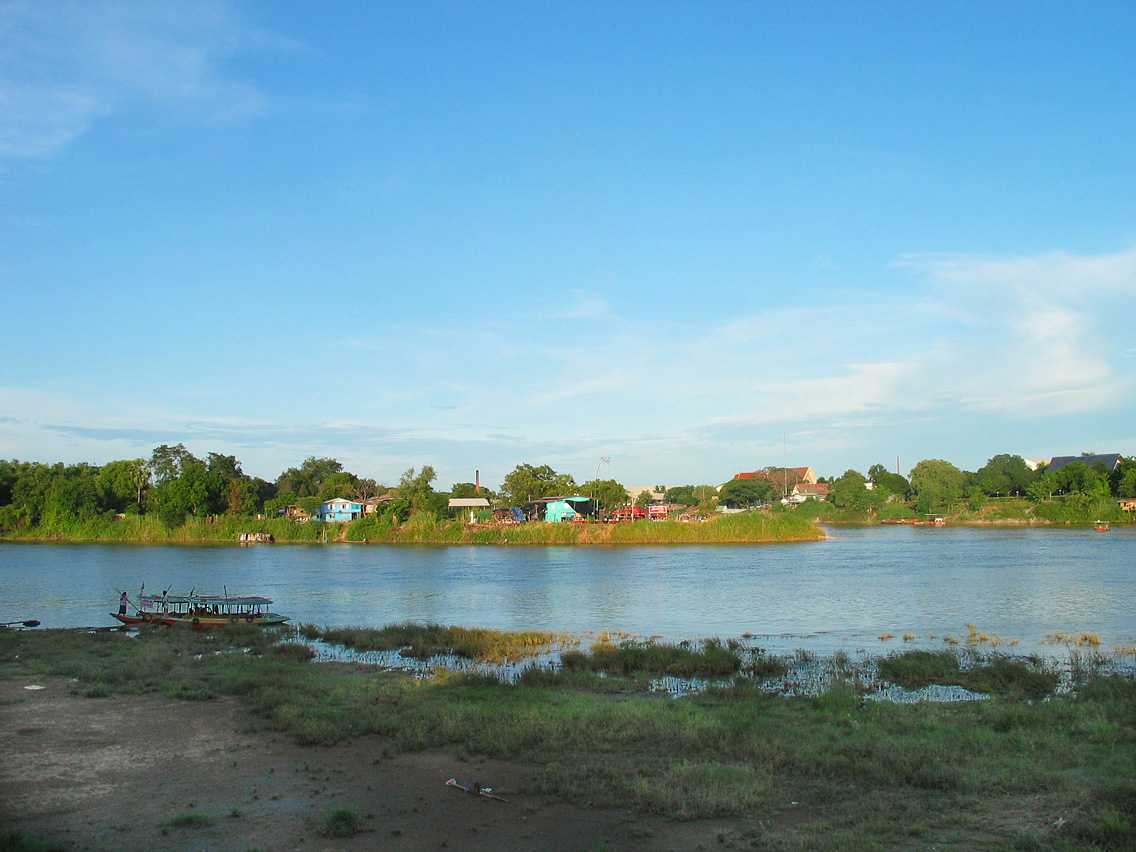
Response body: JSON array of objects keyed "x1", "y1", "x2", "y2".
[{"x1": 0, "y1": 0, "x2": 290, "y2": 161}]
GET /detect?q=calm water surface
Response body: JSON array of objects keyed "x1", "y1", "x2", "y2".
[{"x1": 1, "y1": 527, "x2": 1132, "y2": 654}]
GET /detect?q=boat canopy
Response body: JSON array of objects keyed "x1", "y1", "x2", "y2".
[{"x1": 140, "y1": 593, "x2": 273, "y2": 606}]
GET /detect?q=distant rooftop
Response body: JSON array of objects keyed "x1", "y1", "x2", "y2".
[{"x1": 1047, "y1": 454, "x2": 1123, "y2": 472}]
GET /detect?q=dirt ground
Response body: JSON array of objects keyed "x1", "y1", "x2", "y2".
[{"x1": 0, "y1": 679, "x2": 754, "y2": 851}]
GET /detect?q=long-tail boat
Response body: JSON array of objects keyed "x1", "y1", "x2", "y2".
[{"x1": 112, "y1": 591, "x2": 289, "y2": 629}]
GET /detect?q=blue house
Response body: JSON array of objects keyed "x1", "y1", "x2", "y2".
[{"x1": 316, "y1": 497, "x2": 363, "y2": 522}]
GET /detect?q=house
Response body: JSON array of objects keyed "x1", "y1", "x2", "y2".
[
  {"x1": 1046, "y1": 454, "x2": 1124, "y2": 473},
  {"x1": 1119, "y1": 498, "x2": 1136, "y2": 512},
  {"x1": 362, "y1": 493, "x2": 397, "y2": 515},
  {"x1": 734, "y1": 466, "x2": 817, "y2": 488},
  {"x1": 316, "y1": 497, "x2": 363, "y2": 522},
  {"x1": 448, "y1": 497, "x2": 491, "y2": 523},
  {"x1": 277, "y1": 505, "x2": 311, "y2": 522},
  {"x1": 787, "y1": 482, "x2": 830, "y2": 504}
]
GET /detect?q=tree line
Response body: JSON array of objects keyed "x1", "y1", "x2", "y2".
[{"x1": 1, "y1": 447, "x2": 1132, "y2": 532}]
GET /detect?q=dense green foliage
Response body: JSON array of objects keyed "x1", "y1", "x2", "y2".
[
  {"x1": 499, "y1": 463, "x2": 577, "y2": 503},
  {"x1": 718, "y1": 477, "x2": 774, "y2": 508}
]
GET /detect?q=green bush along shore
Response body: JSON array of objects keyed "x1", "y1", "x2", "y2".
[{"x1": 1, "y1": 626, "x2": 1133, "y2": 849}]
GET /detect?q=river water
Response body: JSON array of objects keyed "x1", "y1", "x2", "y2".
[{"x1": 1, "y1": 526, "x2": 1133, "y2": 655}]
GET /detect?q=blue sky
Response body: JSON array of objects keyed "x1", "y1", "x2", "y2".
[{"x1": 1, "y1": 1, "x2": 1134, "y2": 488}]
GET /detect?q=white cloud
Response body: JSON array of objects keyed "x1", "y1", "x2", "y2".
[{"x1": 0, "y1": 0, "x2": 285, "y2": 160}]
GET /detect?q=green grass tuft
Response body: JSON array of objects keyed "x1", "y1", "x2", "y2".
[{"x1": 320, "y1": 807, "x2": 362, "y2": 838}]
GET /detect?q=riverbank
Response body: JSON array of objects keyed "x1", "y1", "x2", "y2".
[
  {"x1": 799, "y1": 497, "x2": 1134, "y2": 527},
  {"x1": 1, "y1": 627, "x2": 1133, "y2": 850},
  {"x1": 0, "y1": 510, "x2": 825, "y2": 546}
]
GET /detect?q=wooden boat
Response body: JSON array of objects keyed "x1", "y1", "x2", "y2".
[
  {"x1": 112, "y1": 591, "x2": 289, "y2": 629},
  {"x1": 1093, "y1": 521, "x2": 1110, "y2": 533}
]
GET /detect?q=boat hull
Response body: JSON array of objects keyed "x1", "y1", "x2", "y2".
[{"x1": 112, "y1": 612, "x2": 289, "y2": 629}]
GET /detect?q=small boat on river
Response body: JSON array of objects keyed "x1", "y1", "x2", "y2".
[
  {"x1": 112, "y1": 591, "x2": 289, "y2": 629},
  {"x1": 1093, "y1": 521, "x2": 1110, "y2": 533}
]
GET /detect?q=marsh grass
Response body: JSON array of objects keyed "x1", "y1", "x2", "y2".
[
  {"x1": 315, "y1": 623, "x2": 565, "y2": 661},
  {"x1": 878, "y1": 650, "x2": 1059, "y2": 699},
  {"x1": 562, "y1": 639, "x2": 742, "y2": 677}
]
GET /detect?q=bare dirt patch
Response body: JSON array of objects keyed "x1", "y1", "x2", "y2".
[{"x1": 0, "y1": 679, "x2": 753, "y2": 851}]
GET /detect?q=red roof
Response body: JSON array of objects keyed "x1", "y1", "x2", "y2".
[{"x1": 795, "y1": 482, "x2": 829, "y2": 496}]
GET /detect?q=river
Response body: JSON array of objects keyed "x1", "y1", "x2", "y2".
[{"x1": 1, "y1": 526, "x2": 1132, "y2": 655}]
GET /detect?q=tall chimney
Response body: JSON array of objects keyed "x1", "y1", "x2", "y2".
[{"x1": 475, "y1": 469, "x2": 480, "y2": 494}]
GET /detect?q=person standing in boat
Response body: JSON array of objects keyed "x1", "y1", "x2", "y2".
[{"x1": 118, "y1": 591, "x2": 129, "y2": 616}]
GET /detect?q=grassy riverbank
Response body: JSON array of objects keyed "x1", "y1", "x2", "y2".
[
  {"x1": 0, "y1": 510, "x2": 824, "y2": 545},
  {"x1": 1, "y1": 627, "x2": 1133, "y2": 849},
  {"x1": 798, "y1": 496, "x2": 1134, "y2": 527}
]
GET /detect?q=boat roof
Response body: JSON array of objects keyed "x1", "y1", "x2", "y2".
[{"x1": 141, "y1": 593, "x2": 273, "y2": 605}]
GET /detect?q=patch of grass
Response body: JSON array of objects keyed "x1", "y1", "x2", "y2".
[
  {"x1": 315, "y1": 623, "x2": 564, "y2": 662},
  {"x1": 0, "y1": 833, "x2": 65, "y2": 852},
  {"x1": 297, "y1": 623, "x2": 320, "y2": 640},
  {"x1": 271, "y1": 643, "x2": 315, "y2": 662},
  {"x1": 3, "y1": 627, "x2": 1135, "y2": 849},
  {"x1": 878, "y1": 650, "x2": 1059, "y2": 699},
  {"x1": 562, "y1": 639, "x2": 741, "y2": 677},
  {"x1": 167, "y1": 812, "x2": 211, "y2": 829},
  {"x1": 320, "y1": 807, "x2": 362, "y2": 838}
]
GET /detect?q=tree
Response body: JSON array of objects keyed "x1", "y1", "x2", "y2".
[
  {"x1": 206, "y1": 452, "x2": 242, "y2": 482},
  {"x1": 97, "y1": 459, "x2": 148, "y2": 513},
  {"x1": 830, "y1": 469, "x2": 877, "y2": 511},
  {"x1": 1111, "y1": 458, "x2": 1136, "y2": 497},
  {"x1": 317, "y1": 471, "x2": 361, "y2": 502},
  {"x1": 965, "y1": 485, "x2": 986, "y2": 511},
  {"x1": 974, "y1": 454, "x2": 1035, "y2": 496},
  {"x1": 634, "y1": 490, "x2": 654, "y2": 510},
  {"x1": 398, "y1": 466, "x2": 437, "y2": 511},
  {"x1": 225, "y1": 477, "x2": 261, "y2": 515},
  {"x1": 42, "y1": 474, "x2": 100, "y2": 526},
  {"x1": 1118, "y1": 466, "x2": 1136, "y2": 499},
  {"x1": 500, "y1": 464, "x2": 576, "y2": 504},
  {"x1": 867, "y1": 464, "x2": 910, "y2": 498},
  {"x1": 909, "y1": 459, "x2": 966, "y2": 513},
  {"x1": 718, "y1": 478, "x2": 773, "y2": 508},
  {"x1": 150, "y1": 444, "x2": 198, "y2": 485},
  {"x1": 276, "y1": 457, "x2": 344, "y2": 498},
  {"x1": 1026, "y1": 472, "x2": 1058, "y2": 502},
  {"x1": 354, "y1": 478, "x2": 381, "y2": 502},
  {"x1": 1053, "y1": 462, "x2": 1110, "y2": 498},
  {"x1": 580, "y1": 479, "x2": 628, "y2": 512}
]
